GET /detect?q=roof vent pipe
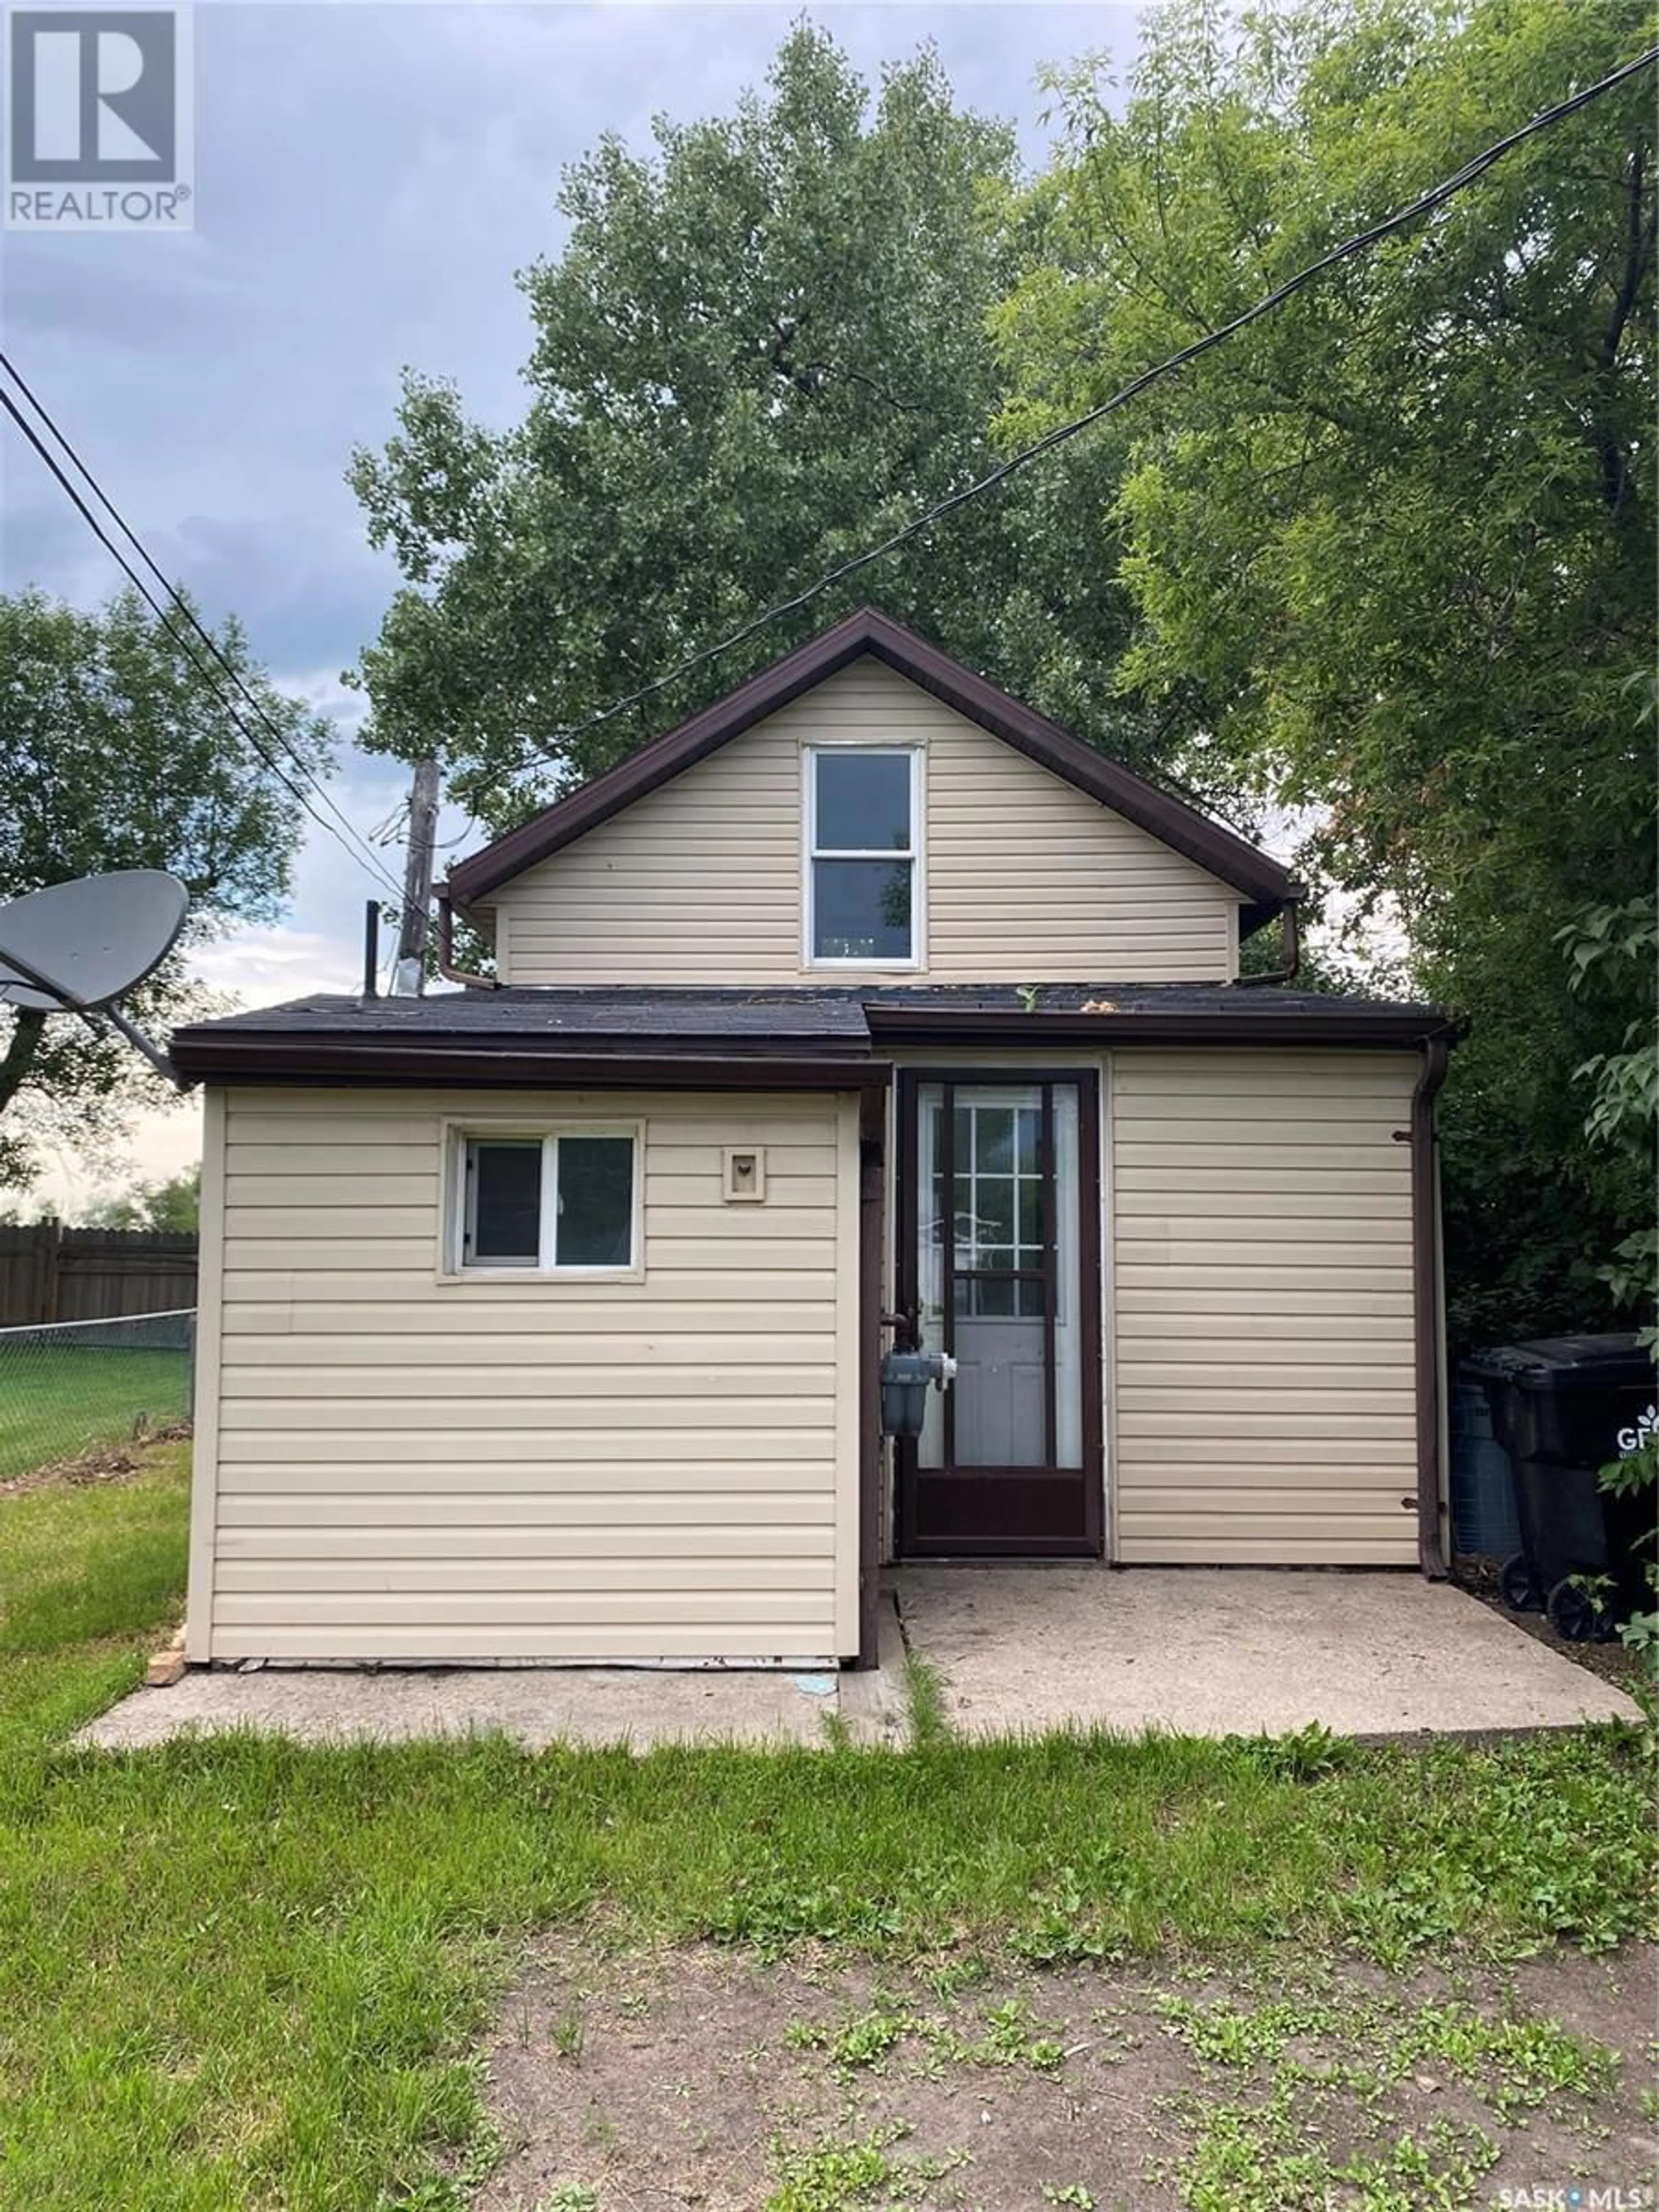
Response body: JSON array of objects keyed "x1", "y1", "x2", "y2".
[{"x1": 362, "y1": 898, "x2": 380, "y2": 1000}]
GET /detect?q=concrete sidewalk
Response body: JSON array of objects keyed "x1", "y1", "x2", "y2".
[{"x1": 893, "y1": 1566, "x2": 1643, "y2": 1740}]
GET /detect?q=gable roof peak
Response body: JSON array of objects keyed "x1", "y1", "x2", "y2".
[{"x1": 447, "y1": 605, "x2": 1295, "y2": 929}]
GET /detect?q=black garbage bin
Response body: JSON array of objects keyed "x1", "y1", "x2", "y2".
[{"x1": 1465, "y1": 1335, "x2": 1656, "y2": 1640}]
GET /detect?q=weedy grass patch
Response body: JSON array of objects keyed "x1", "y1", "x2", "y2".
[
  {"x1": 0, "y1": 1443, "x2": 1654, "y2": 2209},
  {"x1": 0, "y1": 1344, "x2": 191, "y2": 1482},
  {"x1": 763, "y1": 2122, "x2": 959, "y2": 2212}
]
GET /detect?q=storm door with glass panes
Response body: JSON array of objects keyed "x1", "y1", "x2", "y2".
[{"x1": 895, "y1": 1075, "x2": 1102, "y2": 1555}]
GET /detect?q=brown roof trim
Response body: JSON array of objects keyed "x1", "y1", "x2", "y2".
[
  {"x1": 447, "y1": 607, "x2": 1297, "y2": 930},
  {"x1": 864, "y1": 1007, "x2": 1460, "y2": 1049},
  {"x1": 170, "y1": 1001, "x2": 1461, "y2": 1085},
  {"x1": 170, "y1": 1035, "x2": 891, "y2": 1093}
]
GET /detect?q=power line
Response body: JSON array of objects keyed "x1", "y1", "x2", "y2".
[
  {"x1": 0, "y1": 376, "x2": 406, "y2": 902},
  {"x1": 372, "y1": 794, "x2": 478, "y2": 853},
  {"x1": 499, "y1": 41, "x2": 1658, "y2": 784},
  {"x1": 433, "y1": 810, "x2": 481, "y2": 852},
  {"x1": 368, "y1": 797, "x2": 409, "y2": 847},
  {"x1": 0, "y1": 350, "x2": 400, "y2": 893}
]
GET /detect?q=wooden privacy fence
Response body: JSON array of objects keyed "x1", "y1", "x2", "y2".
[{"x1": 0, "y1": 1224, "x2": 199, "y2": 1326}]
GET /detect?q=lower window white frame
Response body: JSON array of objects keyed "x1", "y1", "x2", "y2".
[{"x1": 439, "y1": 1119, "x2": 645, "y2": 1282}]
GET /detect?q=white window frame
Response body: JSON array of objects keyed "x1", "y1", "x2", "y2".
[
  {"x1": 438, "y1": 1119, "x2": 645, "y2": 1282},
  {"x1": 801, "y1": 744, "x2": 925, "y2": 972}
]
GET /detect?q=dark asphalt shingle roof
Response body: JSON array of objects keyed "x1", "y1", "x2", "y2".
[
  {"x1": 181, "y1": 989, "x2": 874, "y2": 1043},
  {"x1": 175, "y1": 980, "x2": 1444, "y2": 1048},
  {"x1": 869, "y1": 984, "x2": 1435, "y2": 1017}
]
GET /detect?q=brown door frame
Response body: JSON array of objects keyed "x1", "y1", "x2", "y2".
[{"x1": 893, "y1": 1065, "x2": 1104, "y2": 1559}]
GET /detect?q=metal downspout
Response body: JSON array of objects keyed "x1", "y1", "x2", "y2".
[
  {"x1": 1236, "y1": 899, "x2": 1301, "y2": 985},
  {"x1": 435, "y1": 891, "x2": 499, "y2": 991},
  {"x1": 1412, "y1": 1033, "x2": 1453, "y2": 1578},
  {"x1": 855, "y1": 1084, "x2": 887, "y2": 1670}
]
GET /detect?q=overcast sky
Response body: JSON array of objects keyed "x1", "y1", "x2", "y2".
[{"x1": 0, "y1": 0, "x2": 1140, "y2": 1210}]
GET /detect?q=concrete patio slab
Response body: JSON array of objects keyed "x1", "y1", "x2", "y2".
[
  {"x1": 75, "y1": 1567, "x2": 1636, "y2": 1753},
  {"x1": 76, "y1": 1662, "x2": 856, "y2": 1753},
  {"x1": 893, "y1": 1566, "x2": 1643, "y2": 1740}
]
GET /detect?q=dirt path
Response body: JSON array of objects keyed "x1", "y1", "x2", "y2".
[{"x1": 473, "y1": 1939, "x2": 1658, "y2": 2212}]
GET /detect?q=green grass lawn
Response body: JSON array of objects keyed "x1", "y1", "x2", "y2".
[
  {"x1": 0, "y1": 1449, "x2": 1654, "y2": 2211},
  {"x1": 0, "y1": 1344, "x2": 192, "y2": 1481}
]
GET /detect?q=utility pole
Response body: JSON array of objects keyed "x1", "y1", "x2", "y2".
[{"x1": 393, "y1": 758, "x2": 440, "y2": 996}]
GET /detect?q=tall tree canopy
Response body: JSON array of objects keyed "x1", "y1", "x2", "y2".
[
  {"x1": 0, "y1": 588, "x2": 333, "y2": 1189},
  {"x1": 995, "y1": 0, "x2": 1657, "y2": 1337},
  {"x1": 350, "y1": 25, "x2": 1194, "y2": 822}
]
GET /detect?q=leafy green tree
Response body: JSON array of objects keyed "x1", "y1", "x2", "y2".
[
  {"x1": 0, "y1": 588, "x2": 333, "y2": 1189},
  {"x1": 1559, "y1": 883, "x2": 1659, "y2": 1659},
  {"x1": 350, "y1": 26, "x2": 1208, "y2": 824},
  {"x1": 995, "y1": 0, "x2": 1657, "y2": 1342},
  {"x1": 1558, "y1": 887, "x2": 1658, "y2": 1326},
  {"x1": 83, "y1": 1166, "x2": 201, "y2": 1234}
]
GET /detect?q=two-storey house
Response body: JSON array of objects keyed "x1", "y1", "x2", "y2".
[{"x1": 172, "y1": 609, "x2": 1459, "y2": 1669}]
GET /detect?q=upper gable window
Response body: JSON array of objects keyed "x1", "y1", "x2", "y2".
[{"x1": 805, "y1": 748, "x2": 922, "y2": 967}]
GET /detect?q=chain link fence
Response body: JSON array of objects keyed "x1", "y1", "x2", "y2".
[{"x1": 0, "y1": 1309, "x2": 195, "y2": 1484}]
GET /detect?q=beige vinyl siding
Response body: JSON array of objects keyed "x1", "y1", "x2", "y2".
[
  {"x1": 492, "y1": 658, "x2": 1242, "y2": 985},
  {"x1": 1110, "y1": 1049, "x2": 1419, "y2": 1565},
  {"x1": 192, "y1": 1084, "x2": 861, "y2": 1662}
]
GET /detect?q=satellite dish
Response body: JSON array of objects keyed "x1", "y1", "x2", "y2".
[
  {"x1": 0, "y1": 870, "x2": 188, "y2": 1011},
  {"x1": 0, "y1": 869, "x2": 191, "y2": 1090}
]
